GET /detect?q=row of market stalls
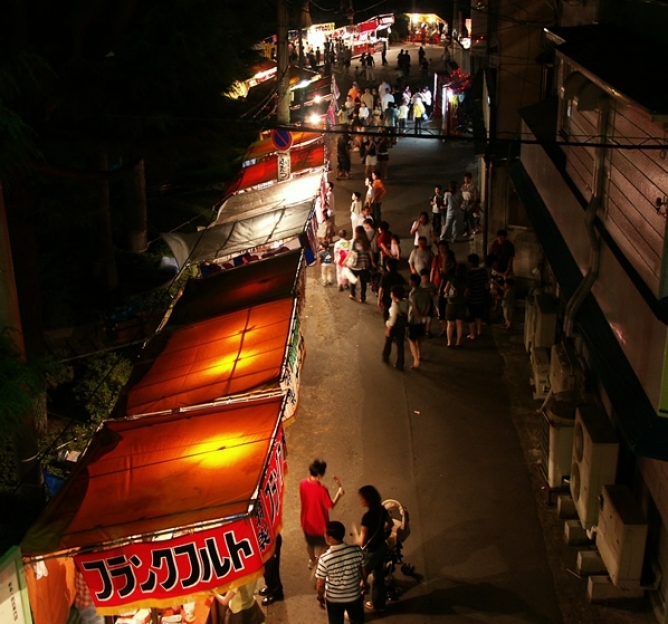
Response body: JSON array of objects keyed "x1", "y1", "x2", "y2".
[
  {"x1": 259, "y1": 14, "x2": 394, "y2": 62},
  {"x1": 12, "y1": 106, "x2": 331, "y2": 623}
]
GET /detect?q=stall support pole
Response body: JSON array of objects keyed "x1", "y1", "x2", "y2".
[{"x1": 277, "y1": 0, "x2": 290, "y2": 125}]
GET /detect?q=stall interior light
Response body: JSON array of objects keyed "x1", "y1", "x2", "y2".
[{"x1": 307, "y1": 113, "x2": 321, "y2": 126}]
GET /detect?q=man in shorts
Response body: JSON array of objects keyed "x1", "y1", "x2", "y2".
[{"x1": 300, "y1": 459, "x2": 345, "y2": 568}]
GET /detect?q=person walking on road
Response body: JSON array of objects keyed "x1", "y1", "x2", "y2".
[
  {"x1": 371, "y1": 171, "x2": 386, "y2": 224},
  {"x1": 443, "y1": 262, "x2": 469, "y2": 347},
  {"x1": 410, "y1": 211, "x2": 435, "y2": 248},
  {"x1": 300, "y1": 459, "x2": 345, "y2": 569},
  {"x1": 465, "y1": 253, "x2": 488, "y2": 340},
  {"x1": 412, "y1": 96, "x2": 426, "y2": 135},
  {"x1": 382, "y1": 285, "x2": 408, "y2": 371},
  {"x1": 377, "y1": 257, "x2": 406, "y2": 321},
  {"x1": 407, "y1": 273, "x2": 430, "y2": 368},
  {"x1": 430, "y1": 185, "x2": 445, "y2": 236},
  {"x1": 348, "y1": 226, "x2": 375, "y2": 303},
  {"x1": 355, "y1": 485, "x2": 392, "y2": 613},
  {"x1": 441, "y1": 180, "x2": 465, "y2": 242},
  {"x1": 315, "y1": 521, "x2": 367, "y2": 624}
]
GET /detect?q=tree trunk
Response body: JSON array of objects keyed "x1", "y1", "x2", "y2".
[
  {"x1": 94, "y1": 150, "x2": 118, "y2": 291},
  {"x1": 0, "y1": 183, "x2": 45, "y2": 504},
  {"x1": 125, "y1": 159, "x2": 148, "y2": 252}
]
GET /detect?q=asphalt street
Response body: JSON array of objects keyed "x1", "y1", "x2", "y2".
[
  {"x1": 260, "y1": 43, "x2": 657, "y2": 624},
  {"x1": 263, "y1": 118, "x2": 563, "y2": 623}
]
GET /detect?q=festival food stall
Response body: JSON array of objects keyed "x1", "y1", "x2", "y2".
[
  {"x1": 405, "y1": 13, "x2": 447, "y2": 44},
  {"x1": 110, "y1": 292, "x2": 305, "y2": 421},
  {"x1": 332, "y1": 13, "x2": 394, "y2": 57},
  {"x1": 223, "y1": 140, "x2": 325, "y2": 197},
  {"x1": 240, "y1": 131, "x2": 323, "y2": 168},
  {"x1": 432, "y1": 67, "x2": 470, "y2": 133},
  {"x1": 161, "y1": 170, "x2": 324, "y2": 270},
  {"x1": 166, "y1": 249, "x2": 305, "y2": 329},
  {"x1": 21, "y1": 395, "x2": 288, "y2": 624}
]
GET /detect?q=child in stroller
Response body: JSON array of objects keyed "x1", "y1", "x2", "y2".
[{"x1": 381, "y1": 499, "x2": 417, "y2": 601}]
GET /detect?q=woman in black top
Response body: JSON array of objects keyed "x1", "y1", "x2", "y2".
[{"x1": 357, "y1": 485, "x2": 391, "y2": 612}]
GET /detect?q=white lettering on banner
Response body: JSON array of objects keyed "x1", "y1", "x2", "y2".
[{"x1": 277, "y1": 152, "x2": 291, "y2": 181}]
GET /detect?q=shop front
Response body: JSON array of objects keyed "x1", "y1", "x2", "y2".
[
  {"x1": 162, "y1": 170, "x2": 325, "y2": 270},
  {"x1": 22, "y1": 396, "x2": 288, "y2": 624}
]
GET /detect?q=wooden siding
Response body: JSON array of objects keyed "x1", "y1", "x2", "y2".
[
  {"x1": 592, "y1": 243, "x2": 665, "y2": 407},
  {"x1": 599, "y1": 102, "x2": 668, "y2": 297},
  {"x1": 564, "y1": 107, "x2": 597, "y2": 199},
  {"x1": 561, "y1": 90, "x2": 668, "y2": 298}
]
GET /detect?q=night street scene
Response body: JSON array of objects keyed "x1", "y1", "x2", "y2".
[{"x1": 2, "y1": 1, "x2": 668, "y2": 623}]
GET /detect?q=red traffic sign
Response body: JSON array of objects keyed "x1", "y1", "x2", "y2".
[{"x1": 270, "y1": 128, "x2": 294, "y2": 152}]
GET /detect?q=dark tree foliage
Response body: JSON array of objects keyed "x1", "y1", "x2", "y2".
[{"x1": 0, "y1": 0, "x2": 277, "y2": 329}]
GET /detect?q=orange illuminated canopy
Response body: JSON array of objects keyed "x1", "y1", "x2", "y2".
[
  {"x1": 168, "y1": 250, "x2": 303, "y2": 328},
  {"x1": 114, "y1": 297, "x2": 296, "y2": 418},
  {"x1": 224, "y1": 142, "x2": 325, "y2": 197},
  {"x1": 21, "y1": 396, "x2": 285, "y2": 557}
]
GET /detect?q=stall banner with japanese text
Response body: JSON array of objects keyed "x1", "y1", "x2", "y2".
[
  {"x1": 0, "y1": 546, "x2": 32, "y2": 624},
  {"x1": 75, "y1": 520, "x2": 262, "y2": 609},
  {"x1": 281, "y1": 317, "x2": 305, "y2": 421},
  {"x1": 256, "y1": 427, "x2": 287, "y2": 558}
]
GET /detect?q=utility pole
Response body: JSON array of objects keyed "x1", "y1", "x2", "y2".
[
  {"x1": 277, "y1": 0, "x2": 290, "y2": 125},
  {"x1": 347, "y1": 0, "x2": 354, "y2": 25}
]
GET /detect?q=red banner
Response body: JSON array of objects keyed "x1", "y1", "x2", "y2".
[
  {"x1": 257, "y1": 428, "x2": 287, "y2": 556},
  {"x1": 75, "y1": 521, "x2": 263, "y2": 608},
  {"x1": 74, "y1": 427, "x2": 287, "y2": 610}
]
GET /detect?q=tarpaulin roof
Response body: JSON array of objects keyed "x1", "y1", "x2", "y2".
[
  {"x1": 162, "y1": 199, "x2": 314, "y2": 268},
  {"x1": 111, "y1": 297, "x2": 296, "y2": 418},
  {"x1": 162, "y1": 172, "x2": 322, "y2": 268},
  {"x1": 224, "y1": 142, "x2": 325, "y2": 197},
  {"x1": 21, "y1": 396, "x2": 285, "y2": 557},
  {"x1": 216, "y1": 170, "x2": 322, "y2": 224},
  {"x1": 167, "y1": 250, "x2": 303, "y2": 328}
]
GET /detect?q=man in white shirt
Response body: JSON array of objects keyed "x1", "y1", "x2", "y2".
[
  {"x1": 460, "y1": 172, "x2": 481, "y2": 234},
  {"x1": 315, "y1": 521, "x2": 367, "y2": 624},
  {"x1": 380, "y1": 88, "x2": 394, "y2": 115}
]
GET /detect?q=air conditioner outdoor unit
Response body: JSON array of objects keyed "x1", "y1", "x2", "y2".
[
  {"x1": 570, "y1": 405, "x2": 619, "y2": 529},
  {"x1": 541, "y1": 395, "x2": 577, "y2": 489},
  {"x1": 533, "y1": 294, "x2": 559, "y2": 349},
  {"x1": 549, "y1": 342, "x2": 583, "y2": 396},
  {"x1": 596, "y1": 484, "x2": 648, "y2": 589},
  {"x1": 530, "y1": 347, "x2": 551, "y2": 400}
]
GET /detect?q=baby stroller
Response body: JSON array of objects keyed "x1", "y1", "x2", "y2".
[{"x1": 382, "y1": 499, "x2": 417, "y2": 601}]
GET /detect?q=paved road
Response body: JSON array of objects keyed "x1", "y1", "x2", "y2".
[
  {"x1": 263, "y1": 125, "x2": 564, "y2": 623},
  {"x1": 260, "y1": 43, "x2": 657, "y2": 624}
]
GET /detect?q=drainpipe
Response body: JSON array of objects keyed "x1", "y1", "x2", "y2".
[{"x1": 563, "y1": 94, "x2": 610, "y2": 337}]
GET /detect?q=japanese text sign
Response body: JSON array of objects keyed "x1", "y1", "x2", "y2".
[{"x1": 75, "y1": 521, "x2": 261, "y2": 608}]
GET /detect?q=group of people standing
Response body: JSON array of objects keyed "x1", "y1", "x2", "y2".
[
  {"x1": 300, "y1": 459, "x2": 392, "y2": 624},
  {"x1": 429, "y1": 172, "x2": 481, "y2": 243},
  {"x1": 336, "y1": 77, "x2": 434, "y2": 141}
]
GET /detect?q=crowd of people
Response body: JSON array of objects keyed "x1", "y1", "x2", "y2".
[{"x1": 317, "y1": 171, "x2": 517, "y2": 372}]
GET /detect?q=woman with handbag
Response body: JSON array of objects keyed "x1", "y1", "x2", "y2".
[
  {"x1": 347, "y1": 226, "x2": 375, "y2": 303},
  {"x1": 356, "y1": 485, "x2": 392, "y2": 613}
]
